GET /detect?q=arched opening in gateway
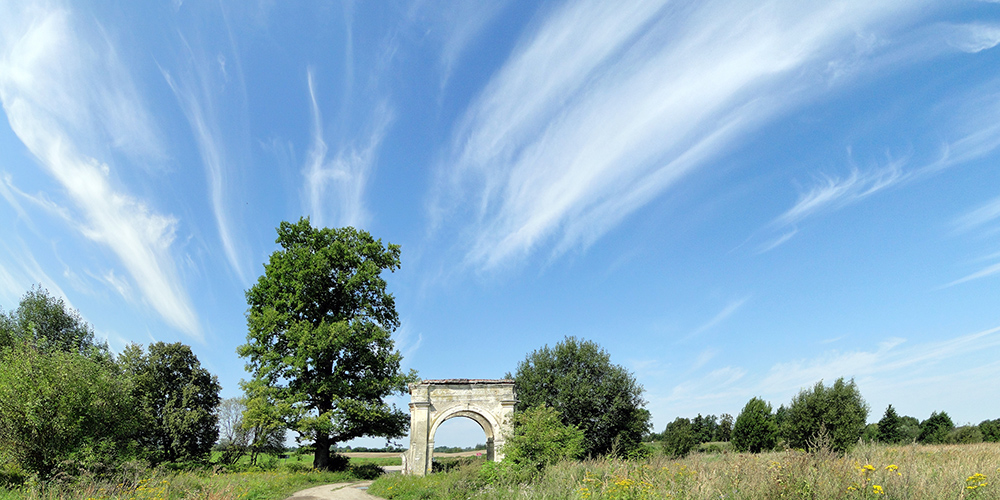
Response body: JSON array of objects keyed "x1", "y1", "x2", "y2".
[{"x1": 427, "y1": 411, "x2": 496, "y2": 468}]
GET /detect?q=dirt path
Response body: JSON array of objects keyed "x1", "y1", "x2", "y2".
[{"x1": 284, "y1": 481, "x2": 380, "y2": 500}]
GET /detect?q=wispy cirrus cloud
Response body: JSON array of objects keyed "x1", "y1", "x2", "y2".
[
  {"x1": 681, "y1": 297, "x2": 750, "y2": 342},
  {"x1": 649, "y1": 325, "x2": 1000, "y2": 422},
  {"x1": 428, "y1": 1, "x2": 511, "y2": 91},
  {"x1": 161, "y1": 27, "x2": 251, "y2": 283},
  {"x1": 303, "y1": 69, "x2": 391, "y2": 229},
  {"x1": 773, "y1": 159, "x2": 905, "y2": 228},
  {"x1": 944, "y1": 22, "x2": 1000, "y2": 53},
  {"x1": 760, "y1": 22, "x2": 1000, "y2": 248},
  {"x1": 0, "y1": 238, "x2": 67, "y2": 308},
  {"x1": 954, "y1": 195, "x2": 1000, "y2": 233},
  {"x1": 0, "y1": 5, "x2": 200, "y2": 337},
  {"x1": 435, "y1": 0, "x2": 941, "y2": 271},
  {"x1": 943, "y1": 196, "x2": 1000, "y2": 287},
  {"x1": 0, "y1": 173, "x2": 30, "y2": 222},
  {"x1": 752, "y1": 328, "x2": 1000, "y2": 418}
]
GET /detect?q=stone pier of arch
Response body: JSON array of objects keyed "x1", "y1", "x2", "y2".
[{"x1": 403, "y1": 379, "x2": 516, "y2": 476}]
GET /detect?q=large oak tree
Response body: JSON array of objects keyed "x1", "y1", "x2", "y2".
[{"x1": 239, "y1": 218, "x2": 416, "y2": 470}]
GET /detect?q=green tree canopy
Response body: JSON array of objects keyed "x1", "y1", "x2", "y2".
[
  {"x1": 781, "y1": 377, "x2": 868, "y2": 453},
  {"x1": 918, "y1": 411, "x2": 954, "y2": 444},
  {"x1": 877, "y1": 404, "x2": 904, "y2": 444},
  {"x1": 948, "y1": 425, "x2": 982, "y2": 444},
  {"x1": 980, "y1": 418, "x2": 1000, "y2": 443},
  {"x1": 898, "y1": 415, "x2": 921, "y2": 443},
  {"x1": 238, "y1": 219, "x2": 416, "y2": 470},
  {"x1": 0, "y1": 286, "x2": 107, "y2": 357},
  {"x1": 661, "y1": 417, "x2": 697, "y2": 458},
  {"x1": 718, "y1": 413, "x2": 734, "y2": 442},
  {"x1": 732, "y1": 397, "x2": 778, "y2": 453},
  {"x1": 509, "y1": 336, "x2": 651, "y2": 458},
  {"x1": 120, "y1": 342, "x2": 221, "y2": 464}
]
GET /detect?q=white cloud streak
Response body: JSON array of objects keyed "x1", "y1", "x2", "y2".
[
  {"x1": 0, "y1": 173, "x2": 30, "y2": 221},
  {"x1": 0, "y1": 5, "x2": 200, "y2": 337},
  {"x1": 943, "y1": 262, "x2": 1000, "y2": 288},
  {"x1": 774, "y1": 160, "x2": 905, "y2": 228},
  {"x1": 945, "y1": 22, "x2": 1000, "y2": 53},
  {"x1": 433, "y1": 1, "x2": 509, "y2": 91},
  {"x1": 944, "y1": 195, "x2": 1000, "y2": 288},
  {"x1": 651, "y1": 325, "x2": 1000, "y2": 422},
  {"x1": 0, "y1": 238, "x2": 70, "y2": 310},
  {"x1": 437, "y1": 0, "x2": 936, "y2": 270},
  {"x1": 682, "y1": 297, "x2": 749, "y2": 341},
  {"x1": 765, "y1": 28, "x2": 1000, "y2": 243},
  {"x1": 955, "y1": 195, "x2": 1000, "y2": 233},
  {"x1": 303, "y1": 69, "x2": 391, "y2": 229},
  {"x1": 161, "y1": 55, "x2": 249, "y2": 283}
]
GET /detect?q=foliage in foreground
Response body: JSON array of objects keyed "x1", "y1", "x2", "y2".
[
  {"x1": 0, "y1": 287, "x2": 223, "y2": 481},
  {"x1": 0, "y1": 344, "x2": 137, "y2": 480},
  {"x1": 502, "y1": 406, "x2": 584, "y2": 474},
  {"x1": 369, "y1": 441, "x2": 1000, "y2": 500}
]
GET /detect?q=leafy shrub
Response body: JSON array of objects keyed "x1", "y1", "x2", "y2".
[
  {"x1": 661, "y1": 417, "x2": 697, "y2": 458},
  {"x1": 327, "y1": 453, "x2": 351, "y2": 472},
  {"x1": 503, "y1": 406, "x2": 584, "y2": 472},
  {"x1": 732, "y1": 397, "x2": 778, "y2": 453},
  {"x1": 477, "y1": 459, "x2": 534, "y2": 487},
  {"x1": 350, "y1": 462, "x2": 385, "y2": 479},
  {"x1": 282, "y1": 461, "x2": 313, "y2": 473},
  {"x1": 0, "y1": 344, "x2": 138, "y2": 479},
  {"x1": 947, "y1": 425, "x2": 982, "y2": 444},
  {"x1": 697, "y1": 442, "x2": 729, "y2": 454},
  {"x1": 978, "y1": 418, "x2": 1000, "y2": 442},
  {"x1": 0, "y1": 462, "x2": 27, "y2": 487}
]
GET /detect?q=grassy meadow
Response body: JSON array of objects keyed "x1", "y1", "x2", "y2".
[
  {"x1": 369, "y1": 442, "x2": 1000, "y2": 499},
  {"x1": 0, "y1": 452, "x2": 397, "y2": 500}
]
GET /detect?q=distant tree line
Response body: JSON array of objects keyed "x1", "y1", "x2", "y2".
[
  {"x1": 332, "y1": 445, "x2": 407, "y2": 453},
  {"x1": 658, "y1": 377, "x2": 1000, "y2": 457},
  {"x1": 0, "y1": 286, "x2": 221, "y2": 482},
  {"x1": 648, "y1": 413, "x2": 734, "y2": 457}
]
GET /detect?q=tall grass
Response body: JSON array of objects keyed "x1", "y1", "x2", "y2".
[
  {"x1": 369, "y1": 442, "x2": 1000, "y2": 499},
  {"x1": 0, "y1": 467, "x2": 358, "y2": 500}
]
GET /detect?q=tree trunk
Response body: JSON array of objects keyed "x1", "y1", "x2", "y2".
[{"x1": 313, "y1": 432, "x2": 331, "y2": 470}]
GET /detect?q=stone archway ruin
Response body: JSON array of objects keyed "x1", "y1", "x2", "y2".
[{"x1": 403, "y1": 379, "x2": 516, "y2": 475}]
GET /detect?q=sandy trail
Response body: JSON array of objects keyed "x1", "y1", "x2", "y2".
[{"x1": 284, "y1": 482, "x2": 379, "y2": 500}]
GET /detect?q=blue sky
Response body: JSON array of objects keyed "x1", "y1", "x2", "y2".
[{"x1": 2, "y1": 0, "x2": 1000, "y2": 448}]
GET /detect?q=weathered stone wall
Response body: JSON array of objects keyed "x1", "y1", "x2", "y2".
[{"x1": 404, "y1": 379, "x2": 516, "y2": 475}]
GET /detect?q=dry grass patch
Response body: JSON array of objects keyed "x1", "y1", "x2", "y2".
[
  {"x1": 370, "y1": 442, "x2": 1000, "y2": 499},
  {"x1": 0, "y1": 468, "x2": 357, "y2": 500}
]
